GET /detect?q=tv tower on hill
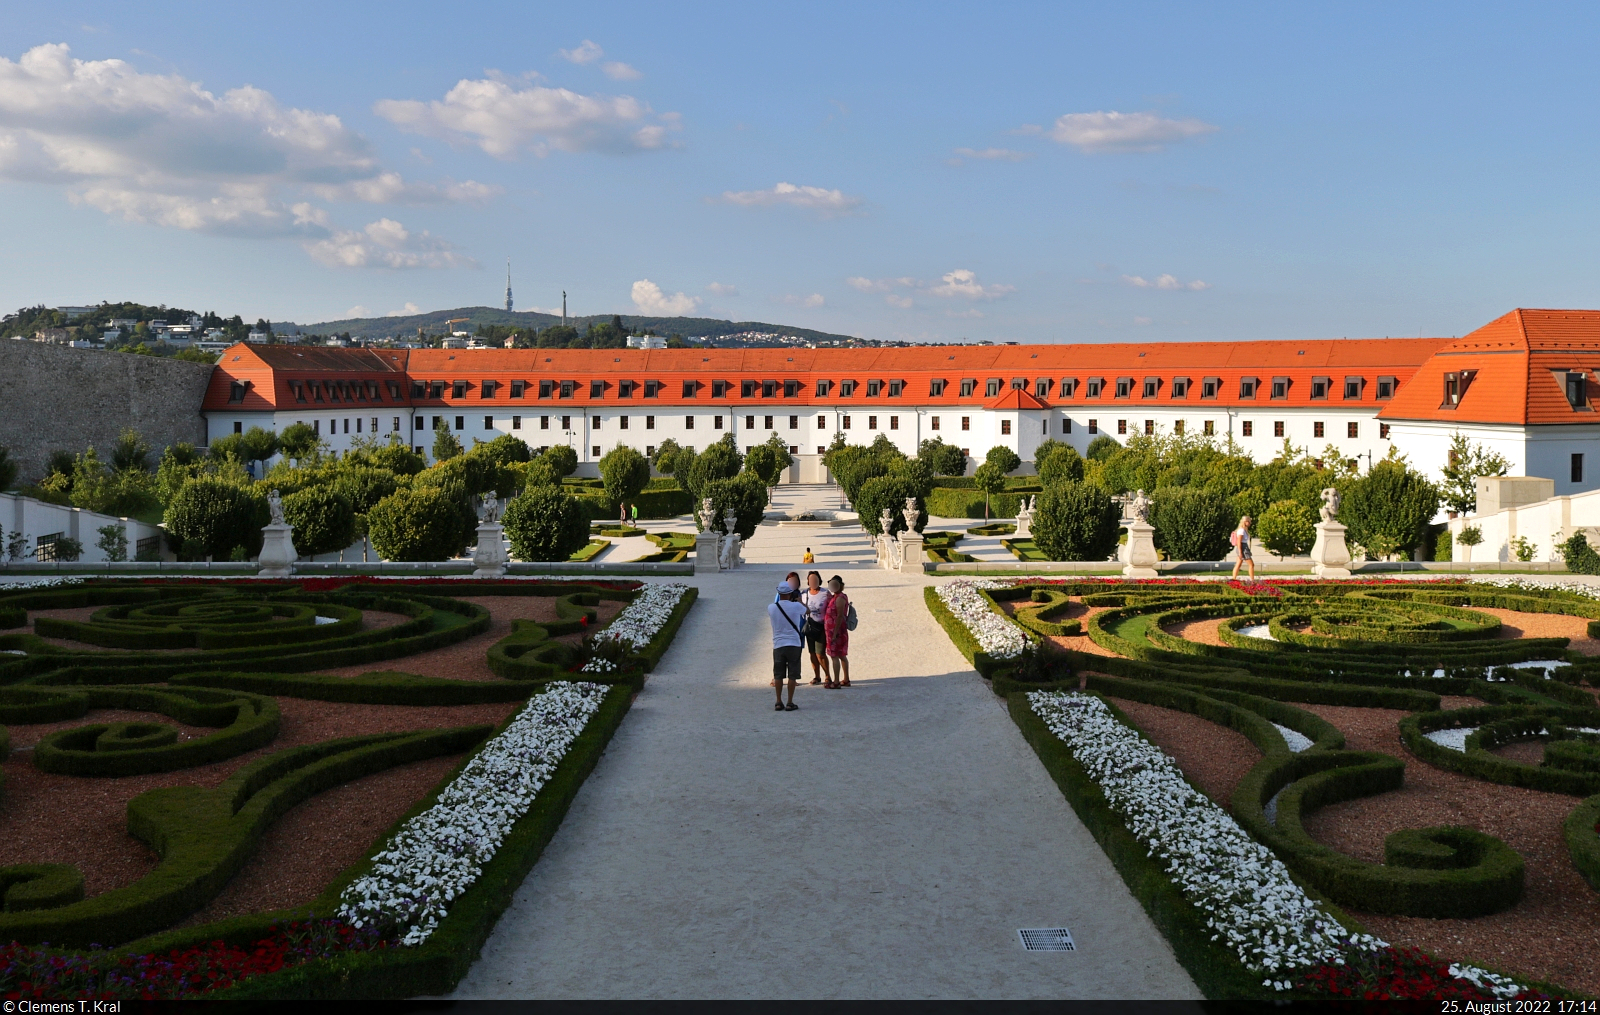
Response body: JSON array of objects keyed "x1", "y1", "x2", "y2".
[{"x1": 505, "y1": 259, "x2": 514, "y2": 312}]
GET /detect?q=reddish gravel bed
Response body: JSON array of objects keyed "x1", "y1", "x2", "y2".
[
  {"x1": 314, "y1": 595, "x2": 624, "y2": 682},
  {"x1": 1298, "y1": 703, "x2": 1600, "y2": 996},
  {"x1": 182, "y1": 751, "x2": 468, "y2": 925},
  {"x1": 0, "y1": 697, "x2": 519, "y2": 898},
  {"x1": 1480, "y1": 608, "x2": 1600, "y2": 655},
  {"x1": 1162, "y1": 617, "x2": 1226, "y2": 647},
  {"x1": 23, "y1": 606, "x2": 410, "y2": 654},
  {"x1": 1106, "y1": 697, "x2": 1261, "y2": 808}
]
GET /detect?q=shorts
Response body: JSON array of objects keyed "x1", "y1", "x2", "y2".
[
  {"x1": 1237, "y1": 540, "x2": 1253, "y2": 561},
  {"x1": 772, "y1": 645, "x2": 802, "y2": 683},
  {"x1": 804, "y1": 623, "x2": 827, "y2": 656}
]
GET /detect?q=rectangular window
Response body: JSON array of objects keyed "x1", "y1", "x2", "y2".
[
  {"x1": 1376, "y1": 376, "x2": 1396, "y2": 399},
  {"x1": 843, "y1": 415, "x2": 852, "y2": 429},
  {"x1": 789, "y1": 415, "x2": 798, "y2": 430},
  {"x1": 562, "y1": 415, "x2": 571, "y2": 430},
  {"x1": 646, "y1": 445, "x2": 655, "y2": 458},
  {"x1": 816, "y1": 446, "x2": 826, "y2": 455},
  {"x1": 1174, "y1": 419, "x2": 1185, "y2": 435},
  {"x1": 1143, "y1": 419, "x2": 1154, "y2": 436},
  {"x1": 1343, "y1": 377, "x2": 1363, "y2": 400},
  {"x1": 764, "y1": 415, "x2": 774, "y2": 430},
  {"x1": 762, "y1": 380, "x2": 777, "y2": 398},
  {"x1": 816, "y1": 380, "x2": 833, "y2": 397},
  {"x1": 713, "y1": 380, "x2": 728, "y2": 398},
  {"x1": 431, "y1": 381, "x2": 446, "y2": 400},
  {"x1": 1442, "y1": 369, "x2": 1478, "y2": 408},
  {"x1": 432, "y1": 416, "x2": 442, "y2": 431},
  {"x1": 1061, "y1": 378, "x2": 1079, "y2": 398},
  {"x1": 481, "y1": 380, "x2": 496, "y2": 398},
  {"x1": 1313, "y1": 421, "x2": 1325, "y2": 438},
  {"x1": 1115, "y1": 377, "x2": 1133, "y2": 398},
  {"x1": 1063, "y1": 418, "x2": 1072, "y2": 434},
  {"x1": 1035, "y1": 378, "x2": 1052, "y2": 398},
  {"x1": 644, "y1": 380, "x2": 660, "y2": 398},
  {"x1": 931, "y1": 416, "x2": 941, "y2": 431},
  {"x1": 868, "y1": 415, "x2": 878, "y2": 430},
  {"x1": 1242, "y1": 420, "x2": 1253, "y2": 437},
  {"x1": 453, "y1": 416, "x2": 463, "y2": 431},
  {"x1": 559, "y1": 381, "x2": 575, "y2": 399},
  {"x1": 1203, "y1": 420, "x2": 1214, "y2": 436},
  {"x1": 986, "y1": 378, "x2": 1003, "y2": 397},
  {"x1": 1347, "y1": 421, "x2": 1358, "y2": 438},
  {"x1": 1274, "y1": 421, "x2": 1284, "y2": 437},
  {"x1": 1011, "y1": 377, "x2": 1026, "y2": 391},
  {"x1": 889, "y1": 416, "x2": 899, "y2": 430},
  {"x1": 1171, "y1": 377, "x2": 1190, "y2": 398},
  {"x1": 484, "y1": 415, "x2": 494, "y2": 430},
  {"x1": 392, "y1": 417, "x2": 400, "y2": 432},
  {"x1": 742, "y1": 380, "x2": 758, "y2": 398},
  {"x1": 867, "y1": 380, "x2": 882, "y2": 397},
  {"x1": 539, "y1": 379, "x2": 553, "y2": 398},
  {"x1": 682, "y1": 381, "x2": 697, "y2": 398},
  {"x1": 411, "y1": 381, "x2": 426, "y2": 399},
  {"x1": 785, "y1": 380, "x2": 800, "y2": 398},
  {"x1": 745, "y1": 415, "x2": 756, "y2": 430},
  {"x1": 1271, "y1": 377, "x2": 1289, "y2": 399},
  {"x1": 314, "y1": 419, "x2": 320, "y2": 435},
  {"x1": 541, "y1": 416, "x2": 550, "y2": 430},
  {"x1": 592, "y1": 445, "x2": 600, "y2": 458},
  {"x1": 1201, "y1": 377, "x2": 1220, "y2": 399},
  {"x1": 453, "y1": 381, "x2": 468, "y2": 399},
  {"x1": 1311, "y1": 376, "x2": 1330, "y2": 400},
  {"x1": 817, "y1": 415, "x2": 826, "y2": 429},
  {"x1": 1087, "y1": 377, "x2": 1104, "y2": 398},
  {"x1": 618, "y1": 380, "x2": 635, "y2": 398},
  {"x1": 840, "y1": 380, "x2": 857, "y2": 396},
  {"x1": 512, "y1": 416, "x2": 521, "y2": 430},
  {"x1": 960, "y1": 416, "x2": 970, "y2": 431},
  {"x1": 930, "y1": 379, "x2": 947, "y2": 396},
  {"x1": 1000, "y1": 419, "x2": 1012, "y2": 435},
  {"x1": 1240, "y1": 377, "x2": 1258, "y2": 399},
  {"x1": 232, "y1": 420, "x2": 243, "y2": 433},
  {"x1": 1088, "y1": 419, "x2": 1098, "y2": 434},
  {"x1": 959, "y1": 379, "x2": 976, "y2": 397},
  {"x1": 686, "y1": 416, "x2": 695, "y2": 430},
  {"x1": 593, "y1": 416, "x2": 602, "y2": 430},
  {"x1": 1565, "y1": 372, "x2": 1588, "y2": 410},
  {"x1": 1142, "y1": 377, "x2": 1160, "y2": 398},
  {"x1": 888, "y1": 380, "x2": 904, "y2": 397},
  {"x1": 1117, "y1": 419, "x2": 1127, "y2": 435},
  {"x1": 1576, "y1": 453, "x2": 1586, "y2": 484},
  {"x1": 414, "y1": 416, "x2": 423, "y2": 430},
  {"x1": 646, "y1": 416, "x2": 655, "y2": 430},
  {"x1": 511, "y1": 380, "x2": 526, "y2": 398},
  {"x1": 1380, "y1": 423, "x2": 1390, "y2": 439},
  {"x1": 714, "y1": 415, "x2": 724, "y2": 429}
]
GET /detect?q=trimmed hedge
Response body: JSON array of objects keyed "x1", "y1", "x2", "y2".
[
  {"x1": 1400, "y1": 705, "x2": 1600, "y2": 795},
  {"x1": 0, "y1": 725, "x2": 489, "y2": 947},
  {"x1": 1563, "y1": 795, "x2": 1600, "y2": 892},
  {"x1": 31, "y1": 686, "x2": 279, "y2": 777},
  {"x1": 169, "y1": 670, "x2": 539, "y2": 706},
  {"x1": 0, "y1": 606, "x2": 23, "y2": 629},
  {"x1": 0, "y1": 865, "x2": 85, "y2": 912}
]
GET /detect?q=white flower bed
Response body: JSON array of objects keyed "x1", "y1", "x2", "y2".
[
  {"x1": 1027, "y1": 690, "x2": 1525, "y2": 996},
  {"x1": 338, "y1": 681, "x2": 607, "y2": 945},
  {"x1": 1424, "y1": 727, "x2": 1476, "y2": 752},
  {"x1": 936, "y1": 579, "x2": 1026, "y2": 660},
  {"x1": 1272, "y1": 723, "x2": 1312, "y2": 753},
  {"x1": 580, "y1": 581, "x2": 689, "y2": 673}
]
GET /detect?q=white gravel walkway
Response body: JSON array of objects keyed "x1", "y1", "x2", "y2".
[{"x1": 450, "y1": 565, "x2": 1198, "y2": 999}]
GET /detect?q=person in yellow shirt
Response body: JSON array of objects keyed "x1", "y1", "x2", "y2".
[{"x1": 801, "y1": 547, "x2": 814, "y2": 564}]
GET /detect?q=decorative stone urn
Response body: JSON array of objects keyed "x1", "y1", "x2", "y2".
[
  {"x1": 718, "y1": 508, "x2": 742, "y2": 570},
  {"x1": 257, "y1": 489, "x2": 298, "y2": 578},
  {"x1": 694, "y1": 497, "x2": 721, "y2": 573}
]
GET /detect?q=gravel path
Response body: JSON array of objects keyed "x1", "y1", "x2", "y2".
[{"x1": 452, "y1": 569, "x2": 1197, "y2": 1000}]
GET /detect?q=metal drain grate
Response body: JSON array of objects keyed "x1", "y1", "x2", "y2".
[{"x1": 1018, "y1": 927, "x2": 1075, "y2": 952}]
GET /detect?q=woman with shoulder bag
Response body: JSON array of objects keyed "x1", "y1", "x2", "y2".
[
  {"x1": 799, "y1": 571, "x2": 831, "y2": 685},
  {"x1": 823, "y1": 574, "x2": 851, "y2": 688}
]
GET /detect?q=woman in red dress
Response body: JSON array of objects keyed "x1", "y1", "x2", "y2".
[{"x1": 823, "y1": 574, "x2": 850, "y2": 688}]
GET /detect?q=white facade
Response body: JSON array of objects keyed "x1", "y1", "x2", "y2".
[{"x1": 1, "y1": 493, "x2": 168, "y2": 563}]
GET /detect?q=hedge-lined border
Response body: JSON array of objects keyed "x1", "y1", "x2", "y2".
[
  {"x1": 1400, "y1": 705, "x2": 1600, "y2": 795},
  {"x1": 31, "y1": 685, "x2": 279, "y2": 777}
]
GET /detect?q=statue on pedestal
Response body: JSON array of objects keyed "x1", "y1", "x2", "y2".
[
  {"x1": 1319, "y1": 487, "x2": 1341, "y2": 523},
  {"x1": 1130, "y1": 489, "x2": 1152, "y2": 525},
  {"x1": 697, "y1": 496, "x2": 717, "y2": 531},
  {"x1": 1310, "y1": 486, "x2": 1353, "y2": 578},
  {"x1": 258, "y1": 488, "x2": 298, "y2": 577},
  {"x1": 267, "y1": 489, "x2": 286, "y2": 526},
  {"x1": 477, "y1": 491, "x2": 500, "y2": 523},
  {"x1": 719, "y1": 508, "x2": 742, "y2": 569},
  {"x1": 1015, "y1": 495, "x2": 1034, "y2": 539},
  {"x1": 901, "y1": 496, "x2": 920, "y2": 533}
]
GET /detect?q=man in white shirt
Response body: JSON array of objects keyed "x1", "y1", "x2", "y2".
[{"x1": 769, "y1": 582, "x2": 806, "y2": 711}]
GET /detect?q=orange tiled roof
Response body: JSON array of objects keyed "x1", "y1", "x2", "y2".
[{"x1": 1378, "y1": 309, "x2": 1600, "y2": 425}]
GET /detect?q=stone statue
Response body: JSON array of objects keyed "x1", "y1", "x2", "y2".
[
  {"x1": 1319, "y1": 487, "x2": 1341, "y2": 523},
  {"x1": 267, "y1": 489, "x2": 286, "y2": 526},
  {"x1": 1015, "y1": 495, "x2": 1034, "y2": 539},
  {"x1": 901, "y1": 496, "x2": 920, "y2": 532},
  {"x1": 1130, "y1": 489, "x2": 1152, "y2": 525},
  {"x1": 477, "y1": 491, "x2": 500, "y2": 524},
  {"x1": 719, "y1": 526, "x2": 742, "y2": 569},
  {"x1": 879, "y1": 507, "x2": 896, "y2": 536},
  {"x1": 722, "y1": 507, "x2": 739, "y2": 537},
  {"x1": 697, "y1": 496, "x2": 717, "y2": 531}
]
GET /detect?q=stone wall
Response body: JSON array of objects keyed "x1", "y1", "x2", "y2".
[{"x1": 0, "y1": 341, "x2": 213, "y2": 484}]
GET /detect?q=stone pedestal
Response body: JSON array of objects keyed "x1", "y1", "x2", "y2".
[
  {"x1": 897, "y1": 529, "x2": 924, "y2": 573},
  {"x1": 1122, "y1": 521, "x2": 1159, "y2": 578},
  {"x1": 257, "y1": 523, "x2": 298, "y2": 578},
  {"x1": 471, "y1": 521, "x2": 509, "y2": 578},
  {"x1": 695, "y1": 530, "x2": 721, "y2": 573},
  {"x1": 1310, "y1": 520, "x2": 1353, "y2": 579}
]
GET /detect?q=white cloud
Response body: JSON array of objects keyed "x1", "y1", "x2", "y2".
[
  {"x1": 706, "y1": 282, "x2": 738, "y2": 296},
  {"x1": 949, "y1": 147, "x2": 1032, "y2": 163},
  {"x1": 1134, "y1": 316, "x2": 1153, "y2": 325},
  {"x1": 558, "y1": 40, "x2": 605, "y2": 65},
  {"x1": 0, "y1": 43, "x2": 482, "y2": 265},
  {"x1": 846, "y1": 275, "x2": 916, "y2": 292},
  {"x1": 386, "y1": 302, "x2": 422, "y2": 316},
  {"x1": 885, "y1": 294, "x2": 913, "y2": 309},
  {"x1": 1122, "y1": 273, "x2": 1210, "y2": 291},
  {"x1": 345, "y1": 305, "x2": 370, "y2": 318},
  {"x1": 631, "y1": 279, "x2": 701, "y2": 316},
  {"x1": 375, "y1": 77, "x2": 678, "y2": 158},
  {"x1": 602, "y1": 62, "x2": 642, "y2": 81},
  {"x1": 1048, "y1": 110, "x2": 1217, "y2": 153},
  {"x1": 718, "y1": 181, "x2": 861, "y2": 216},
  {"x1": 305, "y1": 218, "x2": 472, "y2": 270},
  {"x1": 780, "y1": 293, "x2": 825, "y2": 308},
  {"x1": 927, "y1": 268, "x2": 1016, "y2": 300}
]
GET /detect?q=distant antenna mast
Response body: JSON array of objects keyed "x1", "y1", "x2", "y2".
[
  {"x1": 505, "y1": 259, "x2": 514, "y2": 313},
  {"x1": 562, "y1": 291, "x2": 567, "y2": 327}
]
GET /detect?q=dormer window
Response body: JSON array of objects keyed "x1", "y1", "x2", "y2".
[
  {"x1": 1376, "y1": 376, "x2": 1396, "y2": 399},
  {"x1": 1086, "y1": 377, "x2": 1104, "y2": 398},
  {"x1": 1011, "y1": 377, "x2": 1027, "y2": 390},
  {"x1": 228, "y1": 380, "x2": 250, "y2": 403},
  {"x1": 784, "y1": 380, "x2": 800, "y2": 398},
  {"x1": 291, "y1": 381, "x2": 307, "y2": 403},
  {"x1": 1115, "y1": 377, "x2": 1133, "y2": 399},
  {"x1": 1310, "y1": 376, "x2": 1330, "y2": 400},
  {"x1": 762, "y1": 380, "x2": 777, "y2": 398},
  {"x1": 1170, "y1": 377, "x2": 1190, "y2": 398},
  {"x1": 1239, "y1": 377, "x2": 1259, "y2": 399},
  {"x1": 929, "y1": 378, "x2": 947, "y2": 397},
  {"x1": 840, "y1": 379, "x2": 857, "y2": 397},
  {"x1": 313, "y1": 382, "x2": 326, "y2": 403},
  {"x1": 412, "y1": 381, "x2": 427, "y2": 398},
  {"x1": 741, "y1": 380, "x2": 758, "y2": 398},
  {"x1": 1034, "y1": 378, "x2": 1052, "y2": 398},
  {"x1": 452, "y1": 380, "x2": 468, "y2": 399},
  {"x1": 959, "y1": 378, "x2": 976, "y2": 397},
  {"x1": 480, "y1": 380, "x2": 497, "y2": 398},
  {"x1": 888, "y1": 379, "x2": 904, "y2": 397},
  {"x1": 644, "y1": 380, "x2": 660, "y2": 398},
  {"x1": 713, "y1": 380, "x2": 728, "y2": 398},
  {"x1": 867, "y1": 380, "x2": 882, "y2": 397},
  {"x1": 1343, "y1": 377, "x2": 1364, "y2": 400},
  {"x1": 1270, "y1": 377, "x2": 1290, "y2": 400},
  {"x1": 558, "y1": 380, "x2": 575, "y2": 399},
  {"x1": 1060, "y1": 378, "x2": 1078, "y2": 398},
  {"x1": 619, "y1": 380, "x2": 636, "y2": 398},
  {"x1": 510, "y1": 380, "x2": 526, "y2": 399},
  {"x1": 816, "y1": 379, "x2": 833, "y2": 397},
  {"x1": 1441, "y1": 369, "x2": 1477, "y2": 408},
  {"x1": 1201, "y1": 377, "x2": 1220, "y2": 399},
  {"x1": 682, "y1": 380, "x2": 699, "y2": 398},
  {"x1": 985, "y1": 378, "x2": 1003, "y2": 397},
  {"x1": 430, "y1": 381, "x2": 445, "y2": 400},
  {"x1": 1566, "y1": 371, "x2": 1590, "y2": 410},
  {"x1": 539, "y1": 379, "x2": 554, "y2": 399}
]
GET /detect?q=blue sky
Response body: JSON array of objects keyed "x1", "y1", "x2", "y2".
[{"x1": 1, "y1": 2, "x2": 1596, "y2": 343}]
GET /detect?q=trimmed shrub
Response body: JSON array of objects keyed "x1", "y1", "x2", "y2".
[
  {"x1": 598, "y1": 445, "x2": 650, "y2": 511},
  {"x1": 0, "y1": 865, "x2": 85, "y2": 912},
  {"x1": 31, "y1": 686, "x2": 279, "y2": 776},
  {"x1": 1150, "y1": 487, "x2": 1233, "y2": 562},
  {"x1": 1343, "y1": 459, "x2": 1438, "y2": 559},
  {"x1": 331, "y1": 467, "x2": 399, "y2": 515},
  {"x1": 700, "y1": 473, "x2": 767, "y2": 539},
  {"x1": 856, "y1": 475, "x2": 927, "y2": 537},
  {"x1": 281, "y1": 486, "x2": 357, "y2": 558},
  {"x1": 1562, "y1": 532, "x2": 1600, "y2": 575},
  {"x1": 0, "y1": 606, "x2": 23, "y2": 630},
  {"x1": 367, "y1": 487, "x2": 469, "y2": 562},
  {"x1": 1038, "y1": 447, "x2": 1085, "y2": 486},
  {"x1": 503, "y1": 486, "x2": 589, "y2": 563},
  {"x1": 1258, "y1": 499, "x2": 1315, "y2": 557},
  {"x1": 540, "y1": 444, "x2": 578, "y2": 479},
  {"x1": 166, "y1": 479, "x2": 267, "y2": 560},
  {"x1": 1032, "y1": 481, "x2": 1120, "y2": 561}
]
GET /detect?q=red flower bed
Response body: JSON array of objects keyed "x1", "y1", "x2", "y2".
[
  {"x1": 1297, "y1": 945, "x2": 1551, "y2": 1001},
  {"x1": 0, "y1": 919, "x2": 385, "y2": 1000},
  {"x1": 121, "y1": 575, "x2": 642, "y2": 592}
]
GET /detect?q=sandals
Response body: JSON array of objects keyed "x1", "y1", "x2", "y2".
[
  {"x1": 811, "y1": 677, "x2": 822, "y2": 685},
  {"x1": 840, "y1": 680, "x2": 852, "y2": 687},
  {"x1": 774, "y1": 701, "x2": 785, "y2": 711},
  {"x1": 785, "y1": 702, "x2": 799, "y2": 711}
]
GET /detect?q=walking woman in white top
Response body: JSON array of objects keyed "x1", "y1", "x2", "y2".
[
  {"x1": 1230, "y1": 515, "x2": 1256, "y2": 581},
  {"x1": 799, "y1": 571, "x2": 832, "y2": 685}
]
